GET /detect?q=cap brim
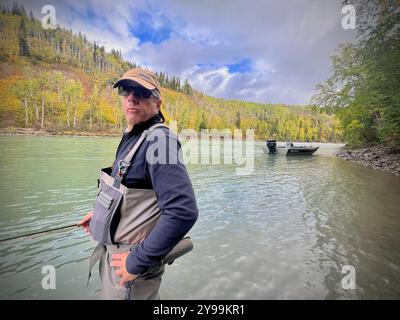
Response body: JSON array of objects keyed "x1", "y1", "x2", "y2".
[{"x1": 113, "y1": 77, "x2": 156, "y2": 90}]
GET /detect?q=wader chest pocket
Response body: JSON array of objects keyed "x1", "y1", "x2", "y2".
[
  {"x1": 97, "y1": 191, "x2": 113, "y2": 209},
  {"x1": 89, "y1": 182, "x2": 123, "y2": 245}
]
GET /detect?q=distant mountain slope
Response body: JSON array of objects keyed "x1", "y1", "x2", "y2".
[{"x1": 0, "y1": 8, "x2": 342, "y2": 141}]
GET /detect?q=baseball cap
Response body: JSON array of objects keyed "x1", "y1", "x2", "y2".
[{"x1": 113, "y1": 68, "x2": 161, "y2": 95}]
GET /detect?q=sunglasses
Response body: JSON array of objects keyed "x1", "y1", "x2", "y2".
[{"x1": 118, "y1": 86, "x2": 153, "y2": 99}]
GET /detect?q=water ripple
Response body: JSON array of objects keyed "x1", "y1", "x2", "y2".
[{"x1": 1, "y1": 138, "x2": 400, "y2": 299}]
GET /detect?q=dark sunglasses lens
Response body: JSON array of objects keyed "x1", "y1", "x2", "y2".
[
  {"x1": 118, "y1": 86, "x2": 152, "y2": 98},
  {"x1": 118, "y1": 87, "x2": 130, "y2": 96},
  {"x1": 134, "y1": 87, "x2": 152, "y2": 99}
]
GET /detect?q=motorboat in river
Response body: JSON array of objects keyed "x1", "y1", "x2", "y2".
[
  {"x1": 286, "y1": 142, "x2": 319, "y2": 155},
  {"x1": 265, "y1": 140, "x2": 319, "y2": 156}
]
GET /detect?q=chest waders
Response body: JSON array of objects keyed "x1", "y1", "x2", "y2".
[{"x1": 86, "y1": 123, "x2": 193, "y2": 300}]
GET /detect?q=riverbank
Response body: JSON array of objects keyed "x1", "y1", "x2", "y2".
[
  {"x1": 0, "y1": 127, "x2": 120, "y2": 137},
  {"x1": 336, "y1": 144, "x2": 400, "y2": 176}
]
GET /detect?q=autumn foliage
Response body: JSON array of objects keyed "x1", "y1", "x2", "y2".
[{"x1": 0, "y1": 6, "x2": 342, "y2": 141}]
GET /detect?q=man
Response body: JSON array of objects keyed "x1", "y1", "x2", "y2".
[{"x1": 78, "y1": 68, "x2": 199, "y2": 300}]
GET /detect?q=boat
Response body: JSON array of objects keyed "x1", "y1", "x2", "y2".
[
  {"x1": 285, "y1": 142, "x2": 319, "y2": 156},
  {"x1": 265, "y1": 140, "x2": 319, "y2": 156}
]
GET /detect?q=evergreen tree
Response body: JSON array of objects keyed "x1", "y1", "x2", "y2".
[
  {"x1": 29, "y1": 10, "x2": 34, "y2": 22},
  {"x1": 93, "y1": 41, "x2": 97, "y2": 66},
  {"x1": 19, "y1": 3, "x2": 26, "y2": 17},
  {"x1": 183, "y1": 78, "x2": 192, "y2": 95},
  {"x1": 235, "y1": 111, "x2": 241, "y2": 129},
  {"x1": 18, "y1": 18, "x2": 30, "y2": 56},
  {"x1": 11, "y1": 2, "x2": 21, "y2": 15}
]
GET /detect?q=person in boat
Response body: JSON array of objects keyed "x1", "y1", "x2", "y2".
[
  {"x1": 77, "y1": 68, "x2": 199, "y2": 300},
  {"x1": 286, "y1": 141, "x2": 294, "y2": 147}
]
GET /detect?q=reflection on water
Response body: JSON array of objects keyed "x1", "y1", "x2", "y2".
[{"x1": 0, "y1": 137, "x2": 399, "y2": 299}]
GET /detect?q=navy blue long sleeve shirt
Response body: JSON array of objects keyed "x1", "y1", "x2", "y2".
[{"x1": 110, "y1": 114, "x2": 199, "y2": 275}]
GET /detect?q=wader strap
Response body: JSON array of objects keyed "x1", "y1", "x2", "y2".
[
  {"x1": 87, "y1": 243, "x2": 106, "y2": 287},
  {"x1": 122, "y1": 123, "x2": 165, "y2": 165},
  {"x1": 113, "y1": 123, "x2": 166, "y2": 189}
]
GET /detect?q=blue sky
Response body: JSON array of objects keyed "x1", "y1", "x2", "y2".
[{"x1": 13, "y1": 0, "x2": 356, "y2": 105}]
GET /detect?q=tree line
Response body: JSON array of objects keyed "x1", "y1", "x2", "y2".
[{"x1": 0, "y1": 67, "x2": 342, "y2": 142}]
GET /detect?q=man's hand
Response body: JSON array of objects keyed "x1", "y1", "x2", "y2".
[
  {"x1": 77, "y1": 210, "x2": 93, "y2": 233},
  {"x1": 111, "y1": 252, "x2": 138, "y2": 286}
]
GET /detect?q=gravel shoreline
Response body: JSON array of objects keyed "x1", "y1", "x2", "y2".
[
  {"x1": 0, "y1": 127, "x2": 120, "y2": 137},
  {"x1": 336, "y1": 144, "x2": 400, "y2": 176}
]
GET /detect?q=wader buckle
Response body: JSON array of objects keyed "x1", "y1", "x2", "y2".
[{"x1": 117, "y1": 160, "x2": 131, "y2": 177}]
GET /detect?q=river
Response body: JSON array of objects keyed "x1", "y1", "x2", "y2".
[{"x1": 0, "y1": 136, "x2": 399, "y2": 299}]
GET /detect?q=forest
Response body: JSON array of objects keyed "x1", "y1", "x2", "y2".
[
  {"x1": 0, "y1": 2, "x2": 342, "y2": 142},
  {"x1": 311, "y1": 0, "x2": 399, "y2": 147}
]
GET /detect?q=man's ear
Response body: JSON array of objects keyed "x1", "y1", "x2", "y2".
[{"x1": 156, "y1": 99, "x2": 162, "y2": 111}]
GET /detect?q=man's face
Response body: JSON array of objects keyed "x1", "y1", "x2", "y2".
[{"x1": 120, "y1": 87, "x2": 161, "y2": 126}]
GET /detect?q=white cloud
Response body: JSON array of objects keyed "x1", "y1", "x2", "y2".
[
  {"x1": 126, "y1": 0, "x2": 356, "y2": 104},
  {"x1": 20, "y1": 0, "x2": 142, "y2": 53},
  {"x1": 17, "y1": 0, "x2": 357, "y2": 105}
]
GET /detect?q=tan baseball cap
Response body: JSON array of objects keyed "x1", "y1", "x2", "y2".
[{"x1": 113, "y1": 67, "x2": 161, "y2": 93}]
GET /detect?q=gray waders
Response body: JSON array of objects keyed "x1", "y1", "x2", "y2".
[{"x1": 87, "y1": 123, "x2": 166, "y2": 300}]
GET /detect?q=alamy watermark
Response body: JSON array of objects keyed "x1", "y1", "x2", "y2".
[
  {"x1": 341, "y1": 265, "x2": 356, "y2": 290},
  {"x1": 41, "y1": 5, "x2": 57, "y2": 30},
  {"x1": 41, "y1": 265, "x2": 56, "y2": 290},
  {"x1": 144, "y1": 121, "x2": 255, "y2": 175},
  {"x1": 341, "y1": 5, "x2": 356, "y2": 30}
]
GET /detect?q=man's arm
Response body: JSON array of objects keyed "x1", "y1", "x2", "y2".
[{"x1": 125, "y1": 129, "x2": 199, "y2": 275}]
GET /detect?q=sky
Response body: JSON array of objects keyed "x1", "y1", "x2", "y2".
[{"x1": 8, "y1": 0, "x2": 357, "y2": 105}]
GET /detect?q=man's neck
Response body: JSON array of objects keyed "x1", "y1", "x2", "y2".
[
  {"x1": 126, "y1": 124, "x2": 133, "y2": 133},
  {"x1": 125, "y1": 113, "x2": 161, "y2": 133}
]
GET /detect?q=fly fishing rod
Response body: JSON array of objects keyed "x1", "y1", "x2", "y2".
[{"x1": 0, "y1": 223, "x2": 81, "y2": 242}]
